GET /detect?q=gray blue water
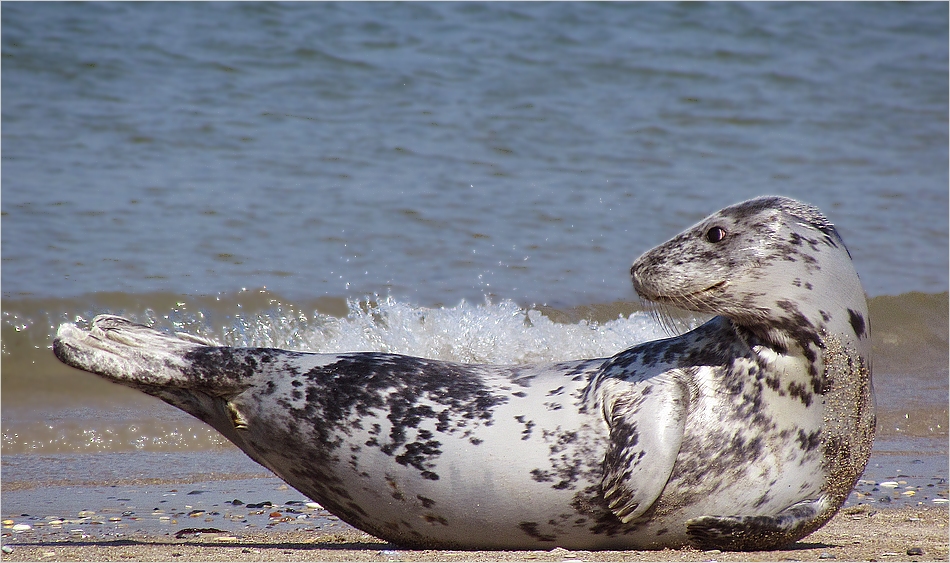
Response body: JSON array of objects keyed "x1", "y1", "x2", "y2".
[
  {"x1": 1, "y1": 2, "x2": 947, "y2": 501},
  {"x1": 2, "y1": 2, "x2": 947, "y2": 306}
]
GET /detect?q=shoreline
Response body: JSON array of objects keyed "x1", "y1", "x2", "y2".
[
  {"x1": 2, "y1": 506, "x2": 947, "y2": 562},
  {"x1": 3, "y1": 446, "x2": 947, "y2": 561}
]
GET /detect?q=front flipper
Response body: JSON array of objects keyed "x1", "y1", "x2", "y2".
[
  {"x1": 686, "y1": 498, "x2": 828, "y2": 551},
  {"x1": 600, "y1": 378, "x2": 686, "y2": 523}
]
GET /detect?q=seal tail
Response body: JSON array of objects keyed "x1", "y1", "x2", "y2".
[{"x1": 53, "y1": 314, "x2": 236, "y2": 394}]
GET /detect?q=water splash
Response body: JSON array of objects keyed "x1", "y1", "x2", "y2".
[{"x1": 208, "y1": 295, "x2": 677, "y2": 364}]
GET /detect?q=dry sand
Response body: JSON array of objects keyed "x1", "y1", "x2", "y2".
[{"x1": 2, "y1": 505, "x2": 946, "y2": 562}]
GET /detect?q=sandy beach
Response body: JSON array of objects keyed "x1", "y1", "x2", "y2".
[
  {"x1": 2, "y1": 505, "x2": 947, "y2": 562},
  {"x1": 4, "y1": 443, "x2": 947, "y2": 563}
]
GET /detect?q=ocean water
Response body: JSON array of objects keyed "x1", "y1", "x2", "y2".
[{"x1": 2, "y1": 2, "x2": 947, "y2": 492}]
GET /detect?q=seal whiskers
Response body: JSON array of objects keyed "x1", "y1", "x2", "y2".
[{"x1": 53, "y1": 196, "x2": 873, "y2": 550}]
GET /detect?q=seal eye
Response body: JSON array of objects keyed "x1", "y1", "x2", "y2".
[{"x1": 705, "y1": 226, "x2": 726, "y2": 243}]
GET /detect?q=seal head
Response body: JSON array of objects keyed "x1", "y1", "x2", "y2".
[{"x1": 633, "y1": 196, "x2": 865, "y2": 348}]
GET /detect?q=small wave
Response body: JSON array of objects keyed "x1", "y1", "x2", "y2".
[
  {"x1": 211, "y1": 295, "x2": 679, "y2": 364},
  {"x1": 1, "y1": 290, "x2": 945, "y2": 454},
  {"x1": 2, "y1": 289, "x2": 685, "y2": 398}
]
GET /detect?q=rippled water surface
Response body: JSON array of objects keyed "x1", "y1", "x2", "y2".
[{"x1": 3, "y1": 2, "x2": 947, "y2": 304}]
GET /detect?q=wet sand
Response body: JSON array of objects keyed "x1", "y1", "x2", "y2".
[
  {"x1": 3, "y1": 443, "x2": 948, "y2": 562},
  {"x1": 2, "y1": 505, "x2": 947, "y2": 562}
]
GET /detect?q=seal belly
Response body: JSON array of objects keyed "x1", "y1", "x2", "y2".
[{"x1": 227, "y1": 358, "x2": 616, "y2": 549}]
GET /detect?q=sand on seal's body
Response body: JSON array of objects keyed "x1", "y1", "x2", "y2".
[{"x1": 52, "y1": 196, "x2": 874, "y2": 550}]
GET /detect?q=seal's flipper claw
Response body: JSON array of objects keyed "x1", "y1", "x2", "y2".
[{"x1": 685, "y1": 499, "x2": 826, "y2": 551}]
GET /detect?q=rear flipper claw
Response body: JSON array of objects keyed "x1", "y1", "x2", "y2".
[{"x1": 686, "y1": 499, "x2": 827, "y2": 551}]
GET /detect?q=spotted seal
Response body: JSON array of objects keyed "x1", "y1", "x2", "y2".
[{"x1": 53, "y1": 196, "x2": 874, "y2": 550}]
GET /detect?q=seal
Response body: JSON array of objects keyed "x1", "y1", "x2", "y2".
[{"x1": 52, "y1": 196, "x2": 874, "y2": 551}]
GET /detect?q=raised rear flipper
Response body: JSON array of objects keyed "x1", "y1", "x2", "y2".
[{"x1": 54, "y1": 315, "x2": 210, "y2": 388}]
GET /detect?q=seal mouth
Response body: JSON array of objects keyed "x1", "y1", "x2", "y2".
[{"x1": 650, "y1": 280, "x2": 728, "y2": 305}]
